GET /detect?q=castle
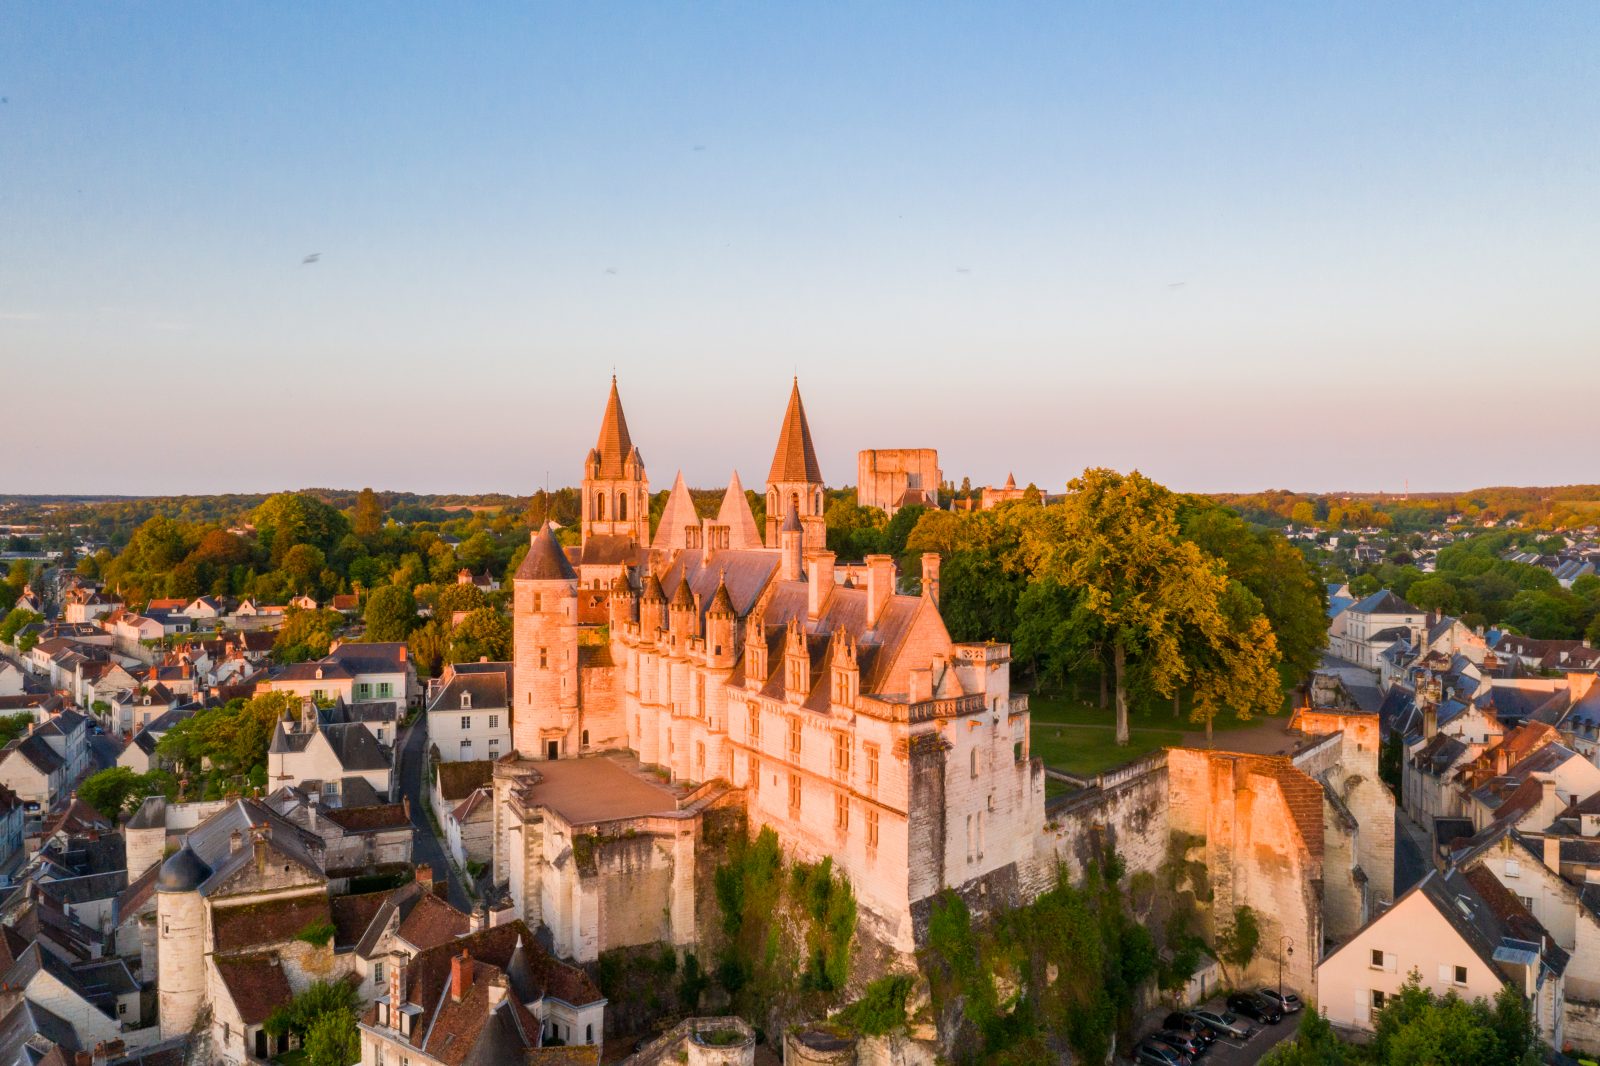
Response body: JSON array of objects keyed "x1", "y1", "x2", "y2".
[{"x1": 491, "y1": 379, "x2": 1046, "y2": 958}]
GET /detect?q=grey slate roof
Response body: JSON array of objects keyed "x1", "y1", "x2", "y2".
[
  {"x1": 515, "y1": 524, "x2": 577, "y2": 582},
  {"x1": 1349, "y1": 589, "x2": 1419, "y2": 615}
]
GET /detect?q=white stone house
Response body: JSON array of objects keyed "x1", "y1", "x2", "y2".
[
  {"x1": 425, "y1": 663, "x2": 511, "y2": 763},
  {"x1": 1316, "y1": 864, "x2": 1566, "y2": 1046},
  {"x1": 0, "y1": 732, "x2": 66, "y2": 809},
  {"x1": 267, "y1": 699, "x2": 394, "y2": 800}
]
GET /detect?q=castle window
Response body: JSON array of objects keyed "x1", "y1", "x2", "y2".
[
  {"x1": 865, "y1": 743, "x2": 879, "y2": 789},
  {"x1": 788, "y1": 773, "x2": 801, "y2": 813},
  {"x1": 750, "y1": 756, "x2": 760, "y2": 793},
  {"x1": 788, "y1": 716, "x2": 802, "y2": 758},
  {"x1": 375, "y1": 961, "x2": 385, "y2": 982},
  {"x1": 696, "y1": 742, "x2": 705, "y2": 776},
  {"x1": 835, "y1": 791, "x2": 849, "y2": 830},
  {"x1": 581, "y1": 729, "x2": 589, "y2": 747},
  {"x1": 595, "y1": 493, "x2": 606, "y2": 521},
  {"x1": 618, "y1": 494, "x2": 628, "y2": 521},
  {"x1": 867, "y1": 808, "x2": 879, "y2": 849},
  {"x1": 748, "y1": 704, "x2": 761, "y2": 744},
  {"x1": 833, "y1": 732, "x2": 850, "y2": 778},
  {"x1": 539, "y1": 647, "x2": 549, "y2": 669},
  {"x1": 971, "y1": 747, "x2": 980, "y2": 778},
  {"x1": 532, "y1": 592, "x2": 542, "y2": 611}
]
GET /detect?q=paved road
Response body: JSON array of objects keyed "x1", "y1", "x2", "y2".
[
  {"x1": 1394, "y1": 806, "x2": 1433, "y2": 894},
  {"x1": 398, "y1": 715, "x2": 472, "y2": 912}
]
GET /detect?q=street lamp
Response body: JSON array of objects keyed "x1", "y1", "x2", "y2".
[{"x1": 1279, "y1": 935, "x2": 1295, "y2": 1004}]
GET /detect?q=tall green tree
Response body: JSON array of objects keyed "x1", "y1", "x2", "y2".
[
  {"x1": 352, "y1": 487, "x2": 384, "y2": 540},
  {"x1": 364, "y1": 584, "x2": 418, "y2": 642}
]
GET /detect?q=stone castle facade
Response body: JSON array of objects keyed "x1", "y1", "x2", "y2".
[{"x1": 492, "y1": 379, "x2": 1045, "y2": 958}]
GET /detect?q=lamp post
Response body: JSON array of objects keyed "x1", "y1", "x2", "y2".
[{"x1": 1279, "y1": 935, "x2": 1295, "y2": 1005}]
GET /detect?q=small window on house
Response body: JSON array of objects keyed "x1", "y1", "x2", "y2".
[
  {"x1": 581, "y1": 729, "x2": 589, "y2": 747},
  {"x1": 1454, "y1": 965, "x2": 1468, "y2": 985},
  {"x1": 1371, "y1": 949, "x2": 1383, "y2": 969},
  {"x1": 488, "y1": 715, "x2": 498, "y2": 729},
  {"x1": 460, "y1": 693, "x2": 471, "y2": 709},
  {"x1": 375, "y1": 961, "x2": 385, "y2": 982},
  {"x1": 460, "y1": 716, "x2": 471, "y2": 730},
  {"x1": 586, "y1": 1024, "x2": 593, "y2": 1044},
  {"x1": 1371, "y1": 989, "x2": 1387, "y2": 1014},
  {"x1": 118, "y1": 1003, "x2": 126, "y2": 1015}
]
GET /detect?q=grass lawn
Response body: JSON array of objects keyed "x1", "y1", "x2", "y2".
[{"x1": 1028, "y1": 690, "x2": 1281, "y2": 779}]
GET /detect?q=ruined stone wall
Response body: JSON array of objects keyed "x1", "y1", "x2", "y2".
[{"x1": 1027, "y1": 755, "x2": 1170, "y2": 895}]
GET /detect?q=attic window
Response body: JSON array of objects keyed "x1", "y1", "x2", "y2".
[{"x1": 460, "y1": 693, "x2": 471, "y2": 710}]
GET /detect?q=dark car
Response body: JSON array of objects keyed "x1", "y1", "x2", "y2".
[
  {"x1": 1226, "y1": 992, "x2": 1284, "y2": 1025},
  {"x1": 1163, "y1": 1013, "x2": 1217, "y2": 1044},
  {"x1": 1190, "y1": 1009, "x2": 1255, "y2": 1040},
  {"x1": 1134, "y1": 1040, "x2": 1191, "y2": 1066},
  {"x1": 1259, "y1": 988, "x2": 1303, "y2": 1014},
  {"x1": 1154, "y1": 1030, "x2": 1205, "y2": 1058}
]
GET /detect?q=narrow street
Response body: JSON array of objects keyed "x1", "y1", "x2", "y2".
[{"x1": 397, "y1": 714, "x2": 472, "y2": 912}]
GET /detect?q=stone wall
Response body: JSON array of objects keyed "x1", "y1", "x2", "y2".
[{"x1": 1028, "y1": 754, "x2": 1170, "y2": 895}]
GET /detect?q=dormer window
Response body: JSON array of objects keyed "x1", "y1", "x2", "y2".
[
  {"x1": 460, "y1": 692, "x2": 471, "y2": 709},
  {"x1": 314, "y1": 667, "x2": 323, "y2": 680}
]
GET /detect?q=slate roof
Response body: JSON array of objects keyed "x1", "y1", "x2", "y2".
[
  {"x1": 516, "y1": 524, "x2": 577, "y2": 583},
  {"x1": 1, "y1": 735, "x2": 63, "y2": 775},
  {"x1": 0, "y1": 999, "x2": 79, "y2": 1065},
  {"x1": 321, "y1": 803, "x2": 408, "y2": 833},
  {"x1": 428, "y1": 670, "x2": 510, "y2": 714},
  {"x1": 270, "y1": 721, "x2": 390, "y2": 771},
  {"x1": 1348, "y1": 589, "x2": 1418, "y2": 615},
  {"x1": 181, "y1": 798, "x2": 325, "y2": 895}
]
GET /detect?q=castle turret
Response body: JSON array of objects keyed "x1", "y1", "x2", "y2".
[
  {"x1": 765, "y1": 379, "x2": 826, "y2": 550},
  {"x1": 512, "y1": 523, "x2": 580, "y2": 760},
  {"x1": 581, "y1": 377, "x2": 650, "y2": 546},
  {"x1": 156, "y1": 842, "x2": 211, "y2": 1038},
  {"x1": 779, "y1": 508, "x2": 804, "y2": 583},
  {"x1": 608, "y1": 572, "x2": 637, "y2": 629},
  {"x1": 640, "y1": 572, "x2": 667, "y2": 638},
  {"x1": 706, "y1": 573, "x2": 738, "y2": 669},
  {"x1": 668, "y1": 578, "x2": 698, "y2": 646}
]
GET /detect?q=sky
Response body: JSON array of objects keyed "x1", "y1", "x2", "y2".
[{"x1": 2, "y1": 3, "x2": 1597, "y2": 497}]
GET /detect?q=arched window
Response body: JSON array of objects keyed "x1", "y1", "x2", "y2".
[
  {"x1": 815, "y1": 489, "x2": 824, "y2": 513},
  {"x1": 595, "y1": 493, "x2": 606, "y2": 521},
  {"x1": 618, "y1": 493, "x2": 628, "y2": 521},
  {"x1": 581, "y1": 729, "x2": 590, "y2": 747}
]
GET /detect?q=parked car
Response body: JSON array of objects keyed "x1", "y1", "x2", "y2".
[
  {"x1": 1134, "y1": 1040, "x2": 1191, "y2": 1066},
  {"x1": 1226, "y1": 992, "x2": 1284, "y2": 1025},
  {"x1": 1190, "y1": 1009, "x2": 1255, "y2": 1040},
  {"x1": 1154, "y1": 1030, "x2": 1206, "y2": 1058},
  {"x1": 1163, "y1": 1013, "x2": 1217, "y2": 1045},
  {"x1": 1259, "y1": 988, "x2": 1303, "y2": 1014}
]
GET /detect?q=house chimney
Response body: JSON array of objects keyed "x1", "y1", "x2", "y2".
[
  {"x1": 1422, "y1": 702, "x2": 1438, "y2": 740},
  {"x1": 486, "y1": 972, "x2": 507, "y2": 1013},
  {"x1": 1494, "y1": 744, "x2": 1509, "y2": 776},
  {"x1": 398, "y1": 645, "x2": 407, "y2": 663},
  {"x1": 865, "y1": 555, "x2": 896, "y2": 623},
  {"x1": 307, "y1": 804, "x2": 318, "y2": 831},
  {"x1": 252, "y1": 827, "x2": 269, "y2": 872},
  {"x1": 806, "y1": 552, "x2": 836, "y2": 621},
  {"x1": 416, "y1": 864, "x2": 434, "y2": 894},
  {"x1": 388, "y1": 951, "x2": 408, "y2": 1030},
  {"x1": 450, "y1": 951, "x2": 472, "y2": 1003},
  {"x1": 1537, "y1": 772, "x2": 1563, "y2": 825},
  {"x1": 470, "y1": 902, "x2": 487, "y2": 934},
  {"x1": 1544, "y1": 834, "x2": 1562, "y2": 874},
  {"x1": 229, "y1": 828, "x2": 243, "y2": 852},
  {"x1": 921, "y1": 553, "x2": 941, "y2": 607}
]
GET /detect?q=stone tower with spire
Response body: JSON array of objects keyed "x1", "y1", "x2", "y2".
[
  {"x1": 582, "y1": 376, "x2": 650, "y2": 546},
  {"x1": 764, "y1": 379, "x2": 827, "y2": 550}
]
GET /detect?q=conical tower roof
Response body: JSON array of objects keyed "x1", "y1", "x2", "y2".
[
  {"x1": 593, "y1": 376, "x2": 635, "y2": 479},
  {"x1": 651, "y1": 471, "x2": 700, "y2": 553},
  {"x1": 708, "y1": 572, "x2": 736, "y2": 616},
  {"x1": 716, "y1": 470, "x2": 763, "y2": 549},
  {"x1": 516, "y1": 522, "x2": 577, "y2": 582},
  {"x1": 767, "y1": 378, "x2": 823, "y2": 485},
  {"x1": 670, "y1": 577, "x2": 696, "y2": 609}
]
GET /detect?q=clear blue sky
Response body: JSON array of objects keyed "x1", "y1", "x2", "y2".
[{"x1": 3, "y1": 3, "x2": 1596, "y2": 497}]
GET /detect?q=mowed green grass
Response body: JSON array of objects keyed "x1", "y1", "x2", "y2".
[{"x1": 1027, "y1": 691, "x2": 1264, "y2": 778}]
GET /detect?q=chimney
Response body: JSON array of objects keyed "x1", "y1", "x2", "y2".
[
  {"x1": 229, "y1": 828, "x2": 243, "y2": 852},
  {"x1": 486, "y1": 971, "x2": 507, "y2": 1013},
  {"x1": 865, "y1": 555, "x2": 896, "y2": 623},
  {"x1": 252, "y1": 825, "x2": 269, "y2": 871},
  {"x1": 806, "y1": 552, "x2": 836, "y2": 621},
  {"x1": 416, "y1": 864, "x2": 434, "y2": 894},
  {"x1": 1537, "y1": 772, "x2": 1562, "y2": 825},
  {"x1": 450, "y1": 951, "x2": 472, "y2": 1003},
  {"x1": 780, "y1": 524, "x2": 803, "y2": 583},
  {"x1": 1494, "y1": 744, "x2": 1509, "y2": 776},
  {"x1": 398, "y1": 645, "x2": 407, "y2": 663},
  {"x1": 329, "y1": 639, "x2": 340, "y2": 654},
  {"x1": 307, "y1": 804, "x2": 318, "y2": 831},
  {"x1": 909, "y1": 666, "x2": 933, "y2": 704},
  {"x1": 921, "y1": 553, "x2": 941, "y2": 607},
  {"x1": 470, "y1": 902, "x2": 487, "y2": 934},
  {"x1": 387, "y1": 951, "x2": 408, "y2": 1030},
  {"x1": 1545, "y1": 834, "x2": 1562, "y2": 874},
  {"x1": 1422, "y1": 702, "x2": 1438, "y2": 740}
]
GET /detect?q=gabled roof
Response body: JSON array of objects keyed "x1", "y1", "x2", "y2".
[
  {"x1": 213, "y1": 953, "x2": 294, "y2": 1024},
  {"x1": 767, "y1": 379, "x2": 823, "y2": 485},
  {"x1": 428, "y1": 671, "x2": 510, "y2": 715},
  {"x1": 436, "y1": 761, "x2": 494, "y2": 803}
]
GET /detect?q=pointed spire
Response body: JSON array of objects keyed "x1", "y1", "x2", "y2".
[
  {"x1": 716, "y1": 470, "x2": 763, "y2": 549},
  {"x1": 651, "y1": 471, "x2": 700, "y2": 553},
  {"x1": 767, "y1": 378, "x2": 823, "y2": 485},
  {"x1": 516, "y1": 523, "x2": 577, "y2": 582},
  {"x1": 708, "y1": 570, "x2": 736, "y2": 617},
  {"x1": 670, "y1": 577, "x2": 696, "y2": 609},
  {"x1": 593, "y1": 376, "x2": 635, "y2": 478},
  {"x1": 1003, "y1": 472, "x2": 1017, "y2": 490}
]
